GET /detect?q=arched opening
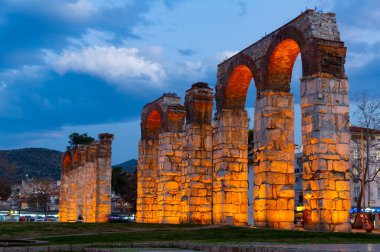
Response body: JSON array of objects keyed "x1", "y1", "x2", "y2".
[
  {"x1": 252, "y1": 38, "x2": 303, "y2": 229},
  {"x1": 289, "y1": 52, "x2": 304, "y2": 226},
  {"x1": 224, "y1": 65, "x2": 254, "y2": 109},
  {"x1": 267, "y1": 39, "x2": 301, "y2": 91},
  {"x1": 213, "y1": 61, "x2": 256, "y2": 225},
  {"x1": 144, "y1": 109, "x2": 161, "y2": 140},
  {"x1": 244, "y1": 72, "x2": 257, "y2": 227}
]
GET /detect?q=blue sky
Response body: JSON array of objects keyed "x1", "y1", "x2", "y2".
[{"x1": 0, "y1": 0, "x2": 378, "y2": 164}]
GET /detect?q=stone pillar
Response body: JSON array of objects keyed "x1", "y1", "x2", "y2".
[
  {"x1": 253, "y1": 92, "x2": 295, "y2": 229},
  {"x1": 67, "y1": 150, "x2": 78, "y2": 222},
  {"x1": 136, "y1": 139, "x2": 159, "y2": 223},
  {"x1": 182, "y1": 83, "x2": 214, "y2": 224},
  {"x1": 59, "y1": 153, "x2": 71, "y2": 222},
  {"x1": 76, "y1": 147, "x2": 86, "y2": 220},
  {"x1": 301, "y1": 76, "x2": 351, "y2": 232},
  {"x1": 157, "y1": 132, "x2": 184, "y2": 224},
  {"x1": 59, "y1": 134, "x2": 114, "y2": 223},
  {"x1": 84, "y1": 145, "x2": 97, "y2": 222},
  {"x1": 95, "y1": 133, "x2": 113, "y2": 223},
  {"x1": 213, "y1": 109, "x2": 248, "y2": 225}
]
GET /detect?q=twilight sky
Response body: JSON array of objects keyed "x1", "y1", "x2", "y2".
[{"x1": 0, "y1": 0, "x2": 379, "y2": 164}]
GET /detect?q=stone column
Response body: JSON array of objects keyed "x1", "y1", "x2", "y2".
[
  {"x1": 95, "y1": 134, "x2": 113, "y2": 223},
  {"x1": 213, "y1": 109, "x2": 248, "y2": 225},
  {"x1": 76, "y1": 147, "x2": 86, "y2": 220},
  {"x1": 59, "y1": 152, "x2": 71, "y2": 222},
  {"x1": 301, "y1": 76, "x2": 351, "y2": 232},
  {"x1": 182, "y1": 83, "x2": 214, "y2": 224},
  {"x1": 136, "y1": 139, "x2": 159, "y2": 223},
  {"x1": 253, "y1": 91, "x2": 295, "y2": 229},
  {"x1": 85, "y1": 145, "x2": 97, "y2": 222},
  {"x1": 67, "y1": 171, "x2": 77, "y2": 221},
  {"x1": 156, "y1": 132, "x2": 184, "y2": 224},
  {"x1": 67, "y1": 151, "x2": 78, "y2": 222}
]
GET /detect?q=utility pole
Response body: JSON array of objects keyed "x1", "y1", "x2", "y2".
[{"x1": 361, "y1": 129, "x2": 366, "y2": 230}]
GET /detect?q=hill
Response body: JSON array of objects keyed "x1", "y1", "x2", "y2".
[
  {"x1": 113, "y1": 159, "x2": 137, "y2": 173},
  {"x1": 0, "y1": 148, "x2": 62, "y2": 183}
]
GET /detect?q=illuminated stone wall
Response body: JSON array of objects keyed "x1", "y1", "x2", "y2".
[
  {"x1": 137, "y1": 10, "x2": 351, "y2": 232},
  {"x1": 59, "y1": 134, "x2": 114, "y2": 223},
  {"x1": 253, "y1": 92, "x2": 294, "y2": 229},
  {"x1": 136, "y1": 139, "x2": 159, "y2": 223},
  {"x1": 213, "y1": 109, "x2": 249, "y2": 225},
  {"x1": 137, "y1": 94, "x2": 186, "y2": 224},
  {"x1": 182, "y1": 83, "x2": 214, "y2": 224},
  {"x1": 156, "y1": 132, "x2": 184, "y2": 224},
  {"x1": 301, "y1": 76, "x2": 351, "y2": 232}
]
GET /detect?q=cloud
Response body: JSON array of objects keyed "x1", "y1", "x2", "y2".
[
  {"x1": 178, "y1": 48, "x2": 197, "y2": 56},
  {"x1": 235, "y1": 0, "x2": 247, "y2": 16},
  {"x1": 44, "y1": 46, "x2": 166, "y2": 86},
  {"x1": 2, "y1": 0, "x2": 97, "y2": 22},
  {"x1": 342, "y1": 27, "x2": 380, "y2": 46},
  {"x1": 346, "y1": 51, "x2": 377, "y2": 69},
  {"x1": 215, "y1": 50, "x2": 239, "y2": 63},
  {"x1": 0, "y1": 65, "x2": 45, "y2": 88},
  {"x1": 64, "y1": 0, "x2": 97, "y2": 18},
  {"x1": 67, "y1": 29, "x2": 116, "y2": 47}
]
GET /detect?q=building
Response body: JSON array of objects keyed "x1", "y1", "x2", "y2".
[
  {"x1": 349, "y1": 126, "x2": 380, "y2": 214},
  {"x1": 11, "y1": 176, "x2": 60, "y2": 214}
]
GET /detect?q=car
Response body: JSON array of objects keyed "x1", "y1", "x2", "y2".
[{"x1": 108, "y1": 213, "x2": 135, "y2": 223}]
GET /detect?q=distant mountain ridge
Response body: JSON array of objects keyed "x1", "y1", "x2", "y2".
[
  {"x1": 0, "y1": 148, "x2": 138, "y2": 183},
  {"x1": 0, "y1": 148, "x2": 62, "y2": 183},
  {"x1": 113, "y1": 159, "x2": 137, "y2": 173}
]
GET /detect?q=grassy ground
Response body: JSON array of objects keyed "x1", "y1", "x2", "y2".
[{"x1": 1, "y1": 222, "x2": 380, "y2": 245}]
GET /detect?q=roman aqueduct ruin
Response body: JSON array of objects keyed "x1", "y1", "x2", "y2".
[{"x1": 137, "y1": 10, "x2": 350, "y2": 232}]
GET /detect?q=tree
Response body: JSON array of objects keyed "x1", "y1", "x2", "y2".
[
  {"x1": 350, "y1": 91, "x2": 380, "y2": 228},
  {"x1": 248, "y1": 129, "x2": 254, "y2": 165},
  {"x1": 27, "y1": 178, "x2": 57, "y2": 216},
  {"x1": 67, "y1": 132, "x2": 95, "y2": 149},
  {"x1": 0, "y1": 176, "x2": 12, "y2": 201},
  {"x1": 112, "y1": 167, "x2": 137, "y2": 213}
]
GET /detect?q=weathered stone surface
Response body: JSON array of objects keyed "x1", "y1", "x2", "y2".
[
  {"x1": 213, "y1": 109, "x2": 249, "y2": 226},
  {"x1": 59, "y1": 133, "x2": 113, "y2": 223},
  {"x1": 301, "y1": 77, "x2": 351, "y2": 232},
  {"x1": 253, "y1": 92, "x2": 295, "y2": 229},
  {"x1": 137, "y1": 9, "x2": 351, "y2": 232}
]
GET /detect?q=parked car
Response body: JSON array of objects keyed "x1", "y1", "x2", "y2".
[{"x1": 108, "y1": 213, "x2": 135, "y2": 223}]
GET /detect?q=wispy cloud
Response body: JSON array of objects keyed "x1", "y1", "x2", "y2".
[
  {"x1": 44, "y1": 46, "x2": 166, "y2": 86},
  {"x1": 178, "y1": 48, "x2": 197, "y2": 57}
]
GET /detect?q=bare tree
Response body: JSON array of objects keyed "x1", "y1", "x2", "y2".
[
  {"x1": 27, "y1": 178, "x2": 58, "y2": 216},
  {"x1": 350, "y1": 91, "x2": 380, "y2": 228}
]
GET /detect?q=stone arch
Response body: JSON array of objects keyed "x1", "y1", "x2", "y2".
[
  {"x1": 262, "y1": 25, "x2": 346, "y2": 92},
  {"x1": 262, "y1": 26, "x2": 306, "y2": 92},
  {"x1": 137, "y1": 94, "x2": 185, "y2": 224},
  {"x1": 141, "y1": 105, "x2": 164, "y2": 140},
  {"x1": 213, "y1": 10, "x2": 350, "y2": 231},
  {"x1": 141, "y1": 95, "x2": 186, "y2": 140},
  {"x1": 216, "y1": 53, "x2": 259, "y2": 112}
]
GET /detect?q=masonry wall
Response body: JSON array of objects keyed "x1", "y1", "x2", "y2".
[
  {"x1": 182, "y1": 83, "x2": 214, "y2": 224},
  {"x1": 213, "y1": 109, "x2": 249, "y2": 225},
  {"x1": 59, "y1": 134, "x2": 114, "y2": 223},
  {"x1": 156, "y1": 132, "x2": 184, "y2": 224},
  {"x1": 136, "y1": 139, "x2": 159, "y2": 223},
  {"x1": 301, "y1": 76, "x2": 351, "y2": 232},
  {"x1": 253, "y1": 92, "x2": 295, "y2": 229},
  {"x1": 137, "y1": 9, "x2": 351, "y2": 231}
]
